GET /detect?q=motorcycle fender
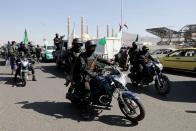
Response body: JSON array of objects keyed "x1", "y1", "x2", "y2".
[{"x1": 121, "y1": 91, "x2": 140, "y2": 100}]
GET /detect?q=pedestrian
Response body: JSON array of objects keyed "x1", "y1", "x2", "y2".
[
  {"x1": 36, "y1": 45, "x2": 42, "y2": 63},
  {"x1": 9, "y1": 41, "x2": 17, "y2": 75}
]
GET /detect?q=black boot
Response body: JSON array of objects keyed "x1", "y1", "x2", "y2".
[
  {"x1": 13, "y1": 77, "x2": 17, "y2": 82},
  {"x1": 80, "y1": 106, "x2": 90, "y2": 120},
  {"x1": 32, "y1": 75, "x2": 37, "y2": 81}
]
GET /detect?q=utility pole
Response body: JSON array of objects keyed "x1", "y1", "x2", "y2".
[
  {"x1": 121, "y1": 0, "x2": 123, "y2": 29},
  {"x1": 120, "y1": 0, "x2": 123, "y2": 46}
]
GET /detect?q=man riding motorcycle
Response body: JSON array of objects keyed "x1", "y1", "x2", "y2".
[
  {"x1": 64, "y1": 38, "x2": 83, "y2": 95},
  {"x1": 138, "y1": 46, "x2": 155, "y2": 84},
  {"x1": 128, "y1": 43, "x2": 155, "y2": 85},
  {"x1": 128, "y1": 42, "x2": 141, "y2": 82},
  {"x1": 65, "y1": 39, "x2": 112, "y2": 119},
  {"x1": 14, "y1": 43, "x2": 37, "y2": 82}
]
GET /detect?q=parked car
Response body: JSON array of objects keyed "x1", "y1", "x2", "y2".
[
  {"x1": 159, "y1": 48, "x2": 196, "y2": 72},
  {"x1": 41, "y1": 45, "x2": 55, "y2": 62},
  {"x1": 151, "y1": 48, "x2": 177, "y2": 59}
]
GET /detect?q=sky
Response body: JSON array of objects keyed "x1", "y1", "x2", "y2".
[{"x1": 0, "y1": 0, "x2": 196, "y2": 44}]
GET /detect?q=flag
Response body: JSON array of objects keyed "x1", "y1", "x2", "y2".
[
  {"x1": 135, "y1": 34, "x2": 139, "y2": 42},
  {"x1": 119, "y1": 24, "x2": 123, "y2": 32},
  {"x1": 23, "y1": 29, "x2": 28, "y2": 45},
  {"x1": 99, "y1": 37, "x2": 106, "y2": 46},
  {"x1": 124, "y1": 23, "x2": 128, "y2": 29}
]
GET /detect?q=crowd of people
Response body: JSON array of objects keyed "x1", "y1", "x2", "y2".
[
  {"x1": 2, "y1": 41, "x2": 42, "y2": 82},
  {"x1": 1, "y1": 33, "x2": 155, "y2": 119}
]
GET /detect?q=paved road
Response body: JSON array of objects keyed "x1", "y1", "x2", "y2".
[{"x1": 0, "y1": 60, "x2": 196, "y2": 131}]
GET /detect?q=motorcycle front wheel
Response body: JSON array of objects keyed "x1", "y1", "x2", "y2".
[
  {"x1": 21, "y1": 79, "x2": 26, "y2": 87},
  {"x1": 21, "y1": 73, "x2": 27, "y2": 87},
  {"x1": 118, "y1": 97, "x2": 145, "y2": 122},
  {"x1": 155, "y1": 74, "x2": 171, "y2": 95}
]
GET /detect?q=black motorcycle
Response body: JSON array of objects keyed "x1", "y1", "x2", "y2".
[
  {"x1": 128, "y1": 59, "x2": 171, "y2": 95},
  {"x1": 66, "y1": 66, "x2": 145, "y2": 122}
]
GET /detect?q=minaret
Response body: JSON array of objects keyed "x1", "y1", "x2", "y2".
[
  {"x1": 107, "y1": 24, "x2": 110, "y2": 37},
  {"x1": 81, "y1": 16, "x2": 84, "y2": 41},
  {"x1": 112, "y1": 28, "x2": 114, "y2": 37},
  {"x1": 96, "y1": 24, "x2": 99, "y2": 39}
]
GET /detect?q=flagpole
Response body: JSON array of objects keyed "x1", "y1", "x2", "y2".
[
  {"x1": 121, "y1": 0, "x2": 123, "y2": 28},
  {"x1": 120, "y1": 0, "x2": 124, "y2": 46}
]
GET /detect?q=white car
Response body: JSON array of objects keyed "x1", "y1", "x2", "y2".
[
  {"x1": 151, "y1": 48, "x2": 177, "y2": 59},
  {"x1": 41, "y1": 46, "x2": 55, "y2": 62}
]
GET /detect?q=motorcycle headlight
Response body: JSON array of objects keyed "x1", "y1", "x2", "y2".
[{"x1": 113, "y1": 74, "x2": 126, "y2": 87}]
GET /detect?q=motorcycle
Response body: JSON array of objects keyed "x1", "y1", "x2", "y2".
[
  {"x1": 128, "y1": 59, "x2": 171, "y2": 95},
  {"x1": 66, "y1": 66, "x2": 145, "y2": 122},
  {"x1": 17, "y1": 57, "x2": 30, "y2": 87}
]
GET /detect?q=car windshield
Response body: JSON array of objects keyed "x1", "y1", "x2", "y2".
[
  {"x1": 162, "y1": 49, "x2": 173, "y2": 54},
  {"x1": 152, "y1": 49, "x2": 163, "y2": 55},
  {"x1": 169, "y1": 50, "x2": 186, "y2": 57}
]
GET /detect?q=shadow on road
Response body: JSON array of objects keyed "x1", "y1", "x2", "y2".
[
  {"x1": 0, "y1": 76, "x2": 15, "y2": 86},
  {"x1": 163, "y1": 69, "x2": 196, "y2": 78},
  {"x1": 0, "y1": 75, "x2": 35, "y2": 87},
  {"x1": 16, "y1": 101, "x2": 137, "y2": 127},
  {"x1": 185, "y1": 110, "x2": 196, "y2": 114},
  {"x1": 127, "y1": 80, "x2": 196, "y2": 103},
  {"x1": 40, "y1": 65, "x2": 65, "y2": 78},
  {"x1": 0, "y1": 60, "x2": 5, "y2": 66}
]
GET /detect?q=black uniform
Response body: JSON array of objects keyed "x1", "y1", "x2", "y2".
[{"x1": 54, "y1": 37, "x2": 61, "y2": 51}]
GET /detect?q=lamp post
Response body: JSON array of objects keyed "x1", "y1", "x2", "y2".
[
  {"x1": 120, "y1": 0, "x2": 124, "y2": 46},
  {"x1": 121, "y1": 0, "x2": 123, "y2": 29}
]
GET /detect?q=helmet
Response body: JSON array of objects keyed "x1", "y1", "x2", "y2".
[
  {"x1": 55, "y1": 33, "x2": 59, "y2": 37},
  {"x1": 11, "y1": 41, "x2": 16, "y2": 45},
  {"x1": 132, "y1": 42, "x2": 137, "y2": 50},
  {"x1": 142, "y1": 46, "x2": 149, "y2": 52},
  {"x1": 72, "y1": 38, "x2": 83, "y2": 53},
  {"x1": 85, "y1": 40, "x2": 96, "y2": 51},
  {"x1": 85, "y1": 40, "x2": 96, "y2": 57}
]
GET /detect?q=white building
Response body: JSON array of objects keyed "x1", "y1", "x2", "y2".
[{"x1": 94, "y1": 37, "x2": 122, "y2": 60}]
